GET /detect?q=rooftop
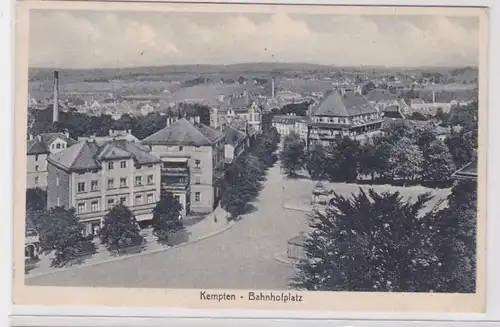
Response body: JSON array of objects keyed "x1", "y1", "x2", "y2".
[
  {"x1": 27, "y1": 132, "x2": 77, "y2": 155},
  {"x1": 48, "y1": 138, "x2": 159, "y2": 171},
  {"x1": 224, "y1": 124, "x2": 247, "y2": 147},
  {"x1": 141, "y1": 118, "x2": 224, "y2": 147},
  {"x1": 312, "y1": 89, "x2": 378, "y2": 117}
]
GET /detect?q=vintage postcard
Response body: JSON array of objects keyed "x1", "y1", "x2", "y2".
[{"x1": 13, "y1": 1, "x2": 488, "y2": 313}]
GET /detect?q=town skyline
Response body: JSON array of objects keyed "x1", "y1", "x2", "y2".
[{"x1": 30, "y1": 10, "x2": 479, "y2": 69}]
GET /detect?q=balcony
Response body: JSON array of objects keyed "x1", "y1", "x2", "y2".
[
  {"x1": 161, "y1": 167, "x2": 189, "y2": 176},
  {"x1": 161, "y1": 182, "x2": 190, "y2": 192}
]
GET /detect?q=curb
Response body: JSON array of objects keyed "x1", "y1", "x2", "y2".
[
  {"x1": 26, "y1": 221, "x2": 237, "y2": 280},
  {"x1": 282, "y1": 201, "x2": 312, "y2": 213},
  {"x1": 273, "y1": 252, "x2": 298, "y2": 266}
]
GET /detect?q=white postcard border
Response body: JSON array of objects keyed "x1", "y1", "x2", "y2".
[{"x1": 3, "y1": 0, "x2": 500, "y2": 324}]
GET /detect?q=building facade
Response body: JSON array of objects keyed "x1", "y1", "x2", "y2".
[
  {"x1": 142, "y1": 118, "x2": 225, "y2": 214},
  {"x1": 271, "y1": 115, "x2": 309, "y2": 142},
  {"x1": 26, "y1": 132, "x2": 76, "y2": 190},
  {"x1": 308, "y1": 88, "x2": 384, "y2": 147},
  {"x1": 210, "y1": 92, "x2": 262, "y2": 132},
  {"x1": 223, "y1": 124, "x2": 248, "y2": 166},
  {"x1": 46, "y1": 137, "x2": 161, "y2": 235}
]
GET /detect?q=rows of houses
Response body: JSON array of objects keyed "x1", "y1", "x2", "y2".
[
  {"x1": 271, "y1": 83, "x2": 475, "y2": 147},
  {"x1": 271, "y1": 85, "x2": 385, "y2": 147},
  {"x1": 26, "y1": 116, "x2": 256, "y2": 235}
]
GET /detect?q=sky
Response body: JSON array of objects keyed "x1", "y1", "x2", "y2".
[{"x1": 29, "y1": 10, "x2": 480, "y2": 69}]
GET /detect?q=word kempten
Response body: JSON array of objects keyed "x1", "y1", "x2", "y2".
[{"x1": 200, "y1": 291, "x2": 303, "y2": 303}]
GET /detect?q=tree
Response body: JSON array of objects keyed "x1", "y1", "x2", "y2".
[
  {"x1": 26, "y1": 188, "x2": 47, "y2": 211},
  {"x1": 383, "y1": 119, "x2": 417, "y2": 142},
  {"x1": 359, "y1": 136, "x2": 392, "y2": 180},
  {"x1": 36, "y1": 207, "x2": 97, "y2": 267},
  {"x1": 423, "y1": 140, "x2": 456, "y2": 183},
  {"x1": 280, "y1": 132, "x2": 306, "y2": 177},
  {"x1": 414, "y1": 122, "x2": 438, "y2": 150},
  {"x1": 221, "y1": 154, "x2": 267, "y2": 219},
  {"x1": 434, "y1": 107, "x2": 446, "y2": 121},
  {"x1": 388, "y1": 137, "x2": 424, "y2": 183},
  {"x1": 432, "y1": 180, "x2": 477, "y2": 293},
  {"x1": 151, "y1": 192, "x2": 185, "y2": 243},
  {"x1": 292, "y1": 189, "x2": 440, "y2": 292},
  {"x1": 100, "y1": 204, "x2": 144, "y2": 251},
  {"x1": 446, "y1": 131, "x2": 476, "y2": 169},
  {"x1": 337, "y1": 136, "x2": 362, "y2": 183},
  {"x1": 306, "y1": 144, "x2": 328, "y2": 180}
]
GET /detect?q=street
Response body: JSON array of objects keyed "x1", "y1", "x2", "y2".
[
  {"x1": 26, "y1": 164, "x2": 311, "y2": 289},
  {"x1": 26, "y1": 163, "x2": 450, "y2": 289}
]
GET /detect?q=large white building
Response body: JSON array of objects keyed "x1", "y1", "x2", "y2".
[{"x1": 271, "y1": 114, "x2": 309, "y2": 141}]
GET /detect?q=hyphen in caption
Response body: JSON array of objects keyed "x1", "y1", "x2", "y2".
[{"x1": 200, "y1": 291, "x2": 304, "y2": 303}]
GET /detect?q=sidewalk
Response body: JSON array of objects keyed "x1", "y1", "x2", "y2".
[{"x1": 26, "y1": 205, "x2": 233, "y2": 278}]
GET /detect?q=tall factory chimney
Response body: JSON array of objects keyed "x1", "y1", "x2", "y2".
[
  {"x1": 271, "y1": 78, "x2": 275, "y2": 99},
  {"x1": 53, "y1": 71, "x2": 59, "y2": 122}
]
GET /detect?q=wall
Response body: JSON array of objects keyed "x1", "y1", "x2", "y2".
[
  {"x1": 46, "y1": 163, "x2": 71, "y2": 209},
  {"x1": 150, "y1": 144, "x2": 215, "y2": 213},
  {"x1": 26, "y1": 153, "x2": 48, "y2": 189}
]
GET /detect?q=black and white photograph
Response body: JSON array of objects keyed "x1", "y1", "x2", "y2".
[{"x1": 14, "y1": 1, "x2": 487, "y2": 312}]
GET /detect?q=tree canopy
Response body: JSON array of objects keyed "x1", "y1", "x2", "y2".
[
  {"x1": 100, "y1": 204, "x2": 144, "y2": 251},
  {"x1": 151, "y1": 192, "x2": 185, "y2": 243}
]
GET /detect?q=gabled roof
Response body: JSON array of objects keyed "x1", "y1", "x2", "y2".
[
  {"x1": 230, "y1": 94, "x2": 252, "y2": 109},
  {"x1": 312, "y1": 90, "x2": 378, "y2": 117},
  {"x1": 48, "y1": 138, "x2": 160, "y2": 171},
  {"x1": 141, "y1": 118, "x2": 224, "y2": 146},
  {"x1": 224, "y1": 125, "x2": 247, "y2": 147},
  {"x1": 26, "y1": 132, "x2": 77, "y2": 155}
]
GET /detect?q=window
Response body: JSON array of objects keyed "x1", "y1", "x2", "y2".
[
  {"x1": 91, "y1": 180, "x2": 99, "y2": 191},
  {"x1": 120, "y1": 177, "x2": 127, "y2": 188},
  {"x1": 146, "y1": 194, "x2": 154, "y2": 204},
  {"x1": 51, "y1": 144, "x2": 55, "y2": 149},
  {"x1": 120, "y1": 161, "x2": 127, "y2": 168},
  {"x1": 195, "y1": 159, "x2": 201, "y2": 168},
  {"x1": 108, "y1": 162, "x2": 114, "y2": 170},
  {"x1": 195, "y1": 192, "x2": 200, "y2": 202},
  {"x1": 91, "y1": 201, "x2": 99, "y2": 212},
  {"x1": 174, "y1": 195, "x2": 180, "y2": 202},
  {"x1": 34, "y1": 165, "x2": 39, "y2": 172},
  {"x1": 195, "y1": 176, "x2": 201, "y2": 185},
  {"x1": 77, "y1": 182, "x2": 85, "y2": 193},
  {"x1": 34, "y1": 177, "x2": 39, "y2": 185},
  {"x1": 77, "y1": 203, "x2": 86, "y2": 214},
  {"x1": 107, "y1": 178, "x2": 114, "y2": 190},
  {"x1": 147, "y1": 174, "x2": 154, "y2": 185},
  {"x1": 179, "y1": 146, "x2": 183, "y2": 151},
  {"x1": 56, "y1": 143, "x2": 61, "y2": 149},
  {"x1": 135, "y1": 194, "x2": 143, "y2": 205},
  {"x1": 135, "y1": 176, "x2": 142, "y2": 186},
  {"x1": 35, "y1": 155, "x2": 39, "y2": 161},
  {"x1": 136, "y1": 165, "x2": 142, "y2": 169},
  {"x1": 119, "y1": 196, "x2": 127, "y2": 205},
  {"x1": 107, "y1": 198, "x2": 115, "y2": 209},
  {"x1": 148, "y1": 164, "x2": 153, "y2": 168}
]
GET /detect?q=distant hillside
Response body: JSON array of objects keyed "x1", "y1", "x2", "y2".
[{"x1": 28, "y1": 62, "x2": 338, "y2": 83}]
